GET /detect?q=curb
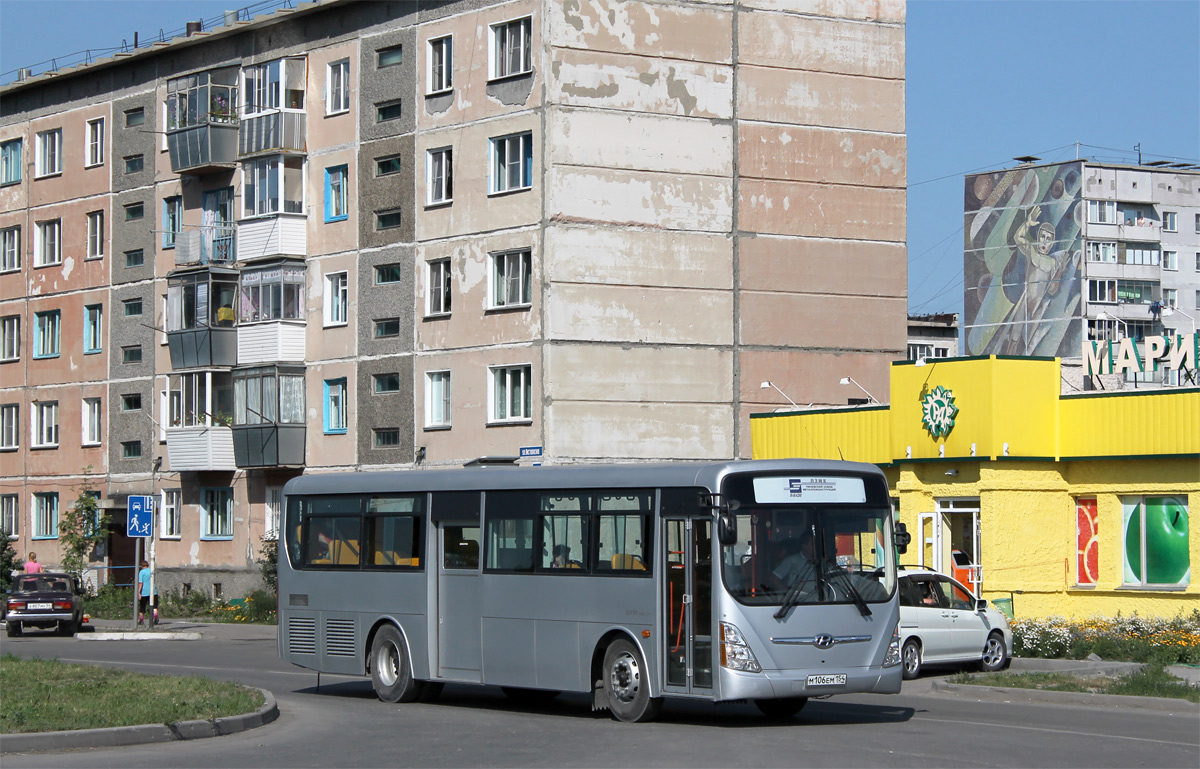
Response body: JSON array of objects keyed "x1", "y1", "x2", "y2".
[
  {"x1": 930, "y1": 679, "x2": 1200, "y2": 714},
  {"x1": 78, "y1": 632, "x2": 203, "y2": 641},
  {"x1": 0, "y1": 688, "x2": 278, "y2": 755}
]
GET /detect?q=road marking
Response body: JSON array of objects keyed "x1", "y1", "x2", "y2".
[
  {"x1": 52, "y1": 657, "x2": 363, "y2": 681},
  {"x1": 917, "y1": 715, "x2": 1199, "y2": 748}
]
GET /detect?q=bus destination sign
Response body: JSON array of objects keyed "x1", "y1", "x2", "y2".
[{"x1": 752, "y1": 476, "x2": 866, "y2": 504}]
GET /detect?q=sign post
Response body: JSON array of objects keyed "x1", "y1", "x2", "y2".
[{"x1": 127, "y1": 496, "x2": 153, "y2": 630}]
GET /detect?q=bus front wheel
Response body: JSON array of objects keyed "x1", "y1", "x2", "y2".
[
  {"x1": 370, "y1": 625, "x2": 422, "y2": 703},
  {"x1": 603, "y1": 639, "x2": 663, "y2": 723}
]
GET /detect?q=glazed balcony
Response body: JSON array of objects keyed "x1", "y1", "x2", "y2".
[
  {"x1": 165, "y1": 68, "x2": 240, "y2": 174},
  {"x1": 231, "y1": 364, "x2": 306, "y2": 468},
  {"x1": 168, "y1": 122, "x2": 239, "y2": 174},
  {"x1": 233, "y1": 424, "x2": 306, "y2": 468},
  {"x1": 165, "y1": 425, "x2": 236, "y2": 471},
  {"x1": 166, "y1": 269, "x2": 239, "y2": 369},
  {"x1": 239, "y1": 111, "x2": 306, "y2": 157}
]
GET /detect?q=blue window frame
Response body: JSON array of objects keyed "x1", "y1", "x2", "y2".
[
  {"x1": 324, "y1": 165, "x2": 348, "y2": 222},
  {"x1": 201, "y1": 487, "x2": 234, "y2": 540},
  {"x1": 33, "y1": 310, "x2": 61, "y2": 359},
  {"x1": 163, "y1": 196, "x2": 182, "y2": 248},
  {"x1": 323, "y1": 378, "x2": 347, "y2": 434},
  {"x1": 84, "y1": 304, "x2": 103, "y2": 354},
  {"x1": 1, "y1": 139, "x2": 21, "y2": 185}
]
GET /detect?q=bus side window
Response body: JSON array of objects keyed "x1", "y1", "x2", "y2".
[{"x1": 443, "y1": 526, "x2": 480, "y2": 570}]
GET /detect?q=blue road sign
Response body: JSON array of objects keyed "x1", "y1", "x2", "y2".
[
  {"x1": 519, "y1": 446, "x2": 543, "y2": 458},
  {"x1": 127, "y1": 496, "x2": 154, "y2": 538}
]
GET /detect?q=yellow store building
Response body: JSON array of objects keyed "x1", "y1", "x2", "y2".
[{"x1": 751, "y1": 356, "x2": 1198, "y2": 620}]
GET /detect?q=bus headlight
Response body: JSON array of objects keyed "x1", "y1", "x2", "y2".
[
  {"x1": 720, "y1": 622, "x2": 762, "y2": 673},
  {"x1": 883, "y1": 625, "x2": 901, "y2": 667}
]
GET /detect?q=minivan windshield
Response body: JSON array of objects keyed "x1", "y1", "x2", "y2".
[{"x1": 720, "y1": 506, "x2": 895, "y2": 607}]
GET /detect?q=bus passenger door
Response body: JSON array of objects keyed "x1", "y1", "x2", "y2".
[
  {"x1": 663, "y1": 517, "x2": 713, "y2": 694},
  {"x1": 436, "y1": 520, "x2": 482, "y2": 681}
]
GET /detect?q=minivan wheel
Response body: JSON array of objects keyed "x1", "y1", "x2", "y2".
[
  {"x1": 902, "y1": 638, "x2": 922, "y2": 680},
  {"x1": 980, "y1": 633, "x2": 1007, "y2": 673}
]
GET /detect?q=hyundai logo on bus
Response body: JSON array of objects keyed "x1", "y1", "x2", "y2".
[
  {"x1": 813, "y1": 634, "x2": 836, "y2": 650},
  {"x1": 1082, "y1": 332, "x2": 1197, "y2": 376}
]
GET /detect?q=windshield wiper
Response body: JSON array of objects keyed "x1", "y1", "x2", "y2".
[
  {"x1": 826, "y1": 567, "x2": 872, "y2": 617},
  {"x1": 772, "y1": 565, "x2": 825, "y2": 620}
]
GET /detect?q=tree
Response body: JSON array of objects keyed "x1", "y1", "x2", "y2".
[
  {"x1": 256, "y1": 536, "x2": 278, "y2": 593},
  {"x1": 60, "y1": 468, "x2": 111, "y2": 583},
  {"x1": 0, "y1": 530, "x2": 17, "y2": 595}
]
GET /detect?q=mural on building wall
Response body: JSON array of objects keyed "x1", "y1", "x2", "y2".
[
  {"x1": 1123, "y1": 497, "x2": 1189, "y2": 587},
  {"x1": 964, "y1": 163, "x2": 1083, "y2": 356},
  {"x1": 1076, "y1": 498, "x2": 1098, "y2": 586}
]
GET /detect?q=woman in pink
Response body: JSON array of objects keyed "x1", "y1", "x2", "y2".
[{"x1": 23, "y1": 552, "x2": 44, "y2": 573}]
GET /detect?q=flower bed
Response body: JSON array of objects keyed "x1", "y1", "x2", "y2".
[{"x1": 1011, "y1": 610, "x2": 1200, "y2": 665}]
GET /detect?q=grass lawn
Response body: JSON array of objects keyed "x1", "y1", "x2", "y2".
[
  {"x1": 0, "y1": 655, "x2": 264, "y2": 733},
  {"x1": 949, "y1": 665, "x2": 1200, "y2": 703}
]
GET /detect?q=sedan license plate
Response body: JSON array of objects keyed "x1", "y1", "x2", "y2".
[
  {"x1": 806, "y1": 674, "x2": 846, "y2": 687},
  {"x1": 28, "y1": 602, "x2": 53, "y2": 610}
]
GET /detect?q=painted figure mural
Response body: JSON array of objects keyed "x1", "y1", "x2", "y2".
[{"x1": 964, "y1": 162, "x2": 1083, "y2": 356}]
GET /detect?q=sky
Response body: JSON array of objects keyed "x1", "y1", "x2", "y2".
[{"x1": 2, "y1": 0, "x2": 1198, "y2": 319}]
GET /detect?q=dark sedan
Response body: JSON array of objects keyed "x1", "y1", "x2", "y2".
[{"x1": 6, "y1": 572, "x2": 85, "y2": 637}]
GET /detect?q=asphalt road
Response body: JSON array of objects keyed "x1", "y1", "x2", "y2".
[{"x1": 2, "y1": 621, "x2": 1197, "y2": 768}]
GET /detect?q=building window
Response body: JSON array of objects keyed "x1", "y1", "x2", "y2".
[
  {"x1": 265, "y1": 487, "x2": 283, "y2": 540},
  {"x1": 83, "y1": 398, "x2": 102, "y2": 445},
  {"x1": 122, "y1": 346, "x2": 143, "y2": 364},
  {"x1": 490, "y1": 249, "x2": 531, "y2": 308},
  {"x1": 1086, "y1": 241, "x2": 1116, "y2": 263},
  {"x1": 0, "y1": 404, "x2": 17, "y2": 449},
  {"x1": 123, "y1": 298, "x2": 144, "y2": 317},
  {"x1": 377, "y1": 45, "x2": 403, "y2": 68},
  {"x1": 243, "y1": 156, "x2": 304, "y2": 216},
  {"x1": 426, "y1": 147, "x2": 452, "y2": 205},
  {"x1": 32, "y1": 401, "x2": 59, "y2": 447},
  {"x1": 1163, "y1": 288, "x2": 1177, "y2": 308},
  {"x1": 122, "y1": 393, "x2": 142, "y2": 411},
  {"x1": 35, "y1": 129, "x2": 61, "y2": 177},
  {"x1": 489, "y1": 132, "x2": 532, "y2": 194},
  {"x1": 327, "y1": 59, "x2": 350, "y2": 115},
  {"x1": 34, "y1": 219, "x2": 61, "y2": 267},
  {"x1": 490, "y1": 17, "x2": 532, "y2": 79},
  {"x1": 239, "y1": 264, "x2": 305, "y2": 323},
  {"x1": 324, "y1": 165, "x2": 348, "y2": 222},
  {"x1": 374, "y1": 318, "x2": 401, "y2": 338},
  {"x1": 124, "y1": 249, "x2": 144, "y2": 268},
  {"x1": 1124, "y1": 243, "x2": 1159, "y2": 266},
  {"x1": 1116, "y1": 280, "x2": 1155, "y2": 305},
  {"x1": 323, "y1": 378, "x2": 347, "y2": 434},
  {"x1": 376, "y1": 155, "x2": 402, "y2": 177},
  {"x1": 426, "y1": 370, "x2": 451, "y2": 428},
  {"x1": 163, "y1": 196, "x2": 182, "y2": 248},
  {"x1": 125, "y1": 202, "x2": 144, "y2": 221},
  {"x1": 124, "y1": 154, "x2": 144, "y2": 174},
  {"x1": 373, "y1": 428, "x2": 401, "y2": 447},
  {"x1": 376, "y1": 100, "x2": 403, "y2": 123},
  {"x1": 1, "y1": 316, "x2": 18, "y2": 361},
  {"x1": 1088, "y1": 279, "x2": 1117, "y2": 304},
  {"x1": 375, "y1": 264, "x2": 402, "y2": 284},
  {"x1": 121, "y1": 440, "x2": 142, "y2": 459},
  {"x1": 489, "y1": 365, "x2": 532, "y2": 423},
  {"x1": 428, "y1": 259, "x2": 451, "y2": 315},
  {"x1": 86, "y1": 211, "x2": 104, "y2": 260},
  {"x1": 33, "y1": 493, "x2": 59, "y2": 539},
  {"x1": 1162, "y1": 211, "x2": 1177, "y2": 232},
  {"x1": 161, "y1": 489, "x2": 182, "y2": 539},
  {"x1": 1087, "y1": 200, "x2": 1116, "y2": 224},
  {"x1": 232, "y1": 367, "x2": 305, "y2": 426},
  {"x1": 324, "y1": 272, "x2": 348, "y2": 326},
  {"x1": 84, "y1": 304, "x2": 103, "y2": 354},
  {"x1": 374, "y1": 372, "x2": 400, "y2": 394},
  {"x1": 1, "y1": 138, "x2": 22, "y2": 184},
  {"x1": 243, "y1": 58, "x2": 306, "y2": 114},
  {"x1": 1, "y1": 495, "x2": 16, "y2": 537},
  {"x1": 428, "y1": 36, "x2": 452, "y2": 93},
  {"x1": 34, "y1": 310, "x2": 60, "y2": 358},
  {"x1": 1195, "y1": 290, "x2": 1200, "y2": 311},
  {"x1": 376, "y1": 209, "x2": 403, "y2": 230},
  {"x1": 202, "y1": 488, "x2": 234, "y2": 540},
  {"x1": 124, "y1": 107, "x2": 145, "y2": 127},
  {"x1": 1, "y1": 226, "x2": 19, "y2": 272},
  {"x1": 167, "y1": 371, "x2": 233, "y2": 428},
  {"x1": 1163, "y1": 251, "x2": 1177, "y2": 271},
  {"x1": 1122, "y1": 496, "x2": 1189, "y2": 587},
  {"x1": 86, "y1": 118, "x2": 105, "y2": 167}
]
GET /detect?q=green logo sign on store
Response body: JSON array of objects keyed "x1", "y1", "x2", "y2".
[{"x1": 920, "y1": 385, "x2": 958, "y2": 440}]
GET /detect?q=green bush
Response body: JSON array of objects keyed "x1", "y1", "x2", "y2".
[{"x1": 1011, "y1": 610, "x2": 1200, "y2": 664}]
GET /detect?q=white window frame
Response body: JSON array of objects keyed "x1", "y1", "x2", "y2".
[
  {"x1": 34, "y1": 219, "x2": 61, "y2": 267},
  {"x1": 427, "y1": 35, "x2": 453, "y2": 93},
  {"x1": 489, "y1": 132, "x2": 532, "y2": 194},
  {"x1": 86, "y1": 211, "x2": 104, "y2": 260},
  {"x1": 265, "y1": 486, "x2": 283, "y2": 540},
  {"x1": 427, "y1": 259, "x2": 451, "y2": 316},
  {"x1": 161, "y1": 488, "x2": 182, "y2": 539},
  {"x1": 490, "y1": 248, "x2": 532, "y2": 308},
  {"x1": 243, "y1": 156, "x2": 305, "y2": 217},
  {"x1": 1085, "y1": 241, "x2": 1116, "y2": 263},
  {"x1": 489, "y1": 17, "x2": 532, "y2": 80},
  {"x1": 35, "y1": 129, "x2": 62, "y2": 177},
  {"x1": 1, "y1": 494, "x2": 16, "y2": 537},
  {"x1": 1, "y1": 316, "x2": 18, "y2": 361},
  {"x1": 488, "y1": 364, "x2": 532, "y2": 424},
  {"x1": 326, "y1": 59, "x2": 350, "y2": 115},
  {"x1": 82, "y1": 397, "x2": 102, "y2": 445},
  {"x1": 33, "y1": 492, "x2": 59, "y2": 539},
  {"x1": 1, "y1": 226, "x2": 19, "y2": 272},
  {"x1": 324, "y1": 271, "x2": 348, "y2": 326},
  {"x1": 1163, "y1": 288, "x2": 1177, "y2": 309},
  {"x1": 1162, "y1": 211, "x2": 1177, "y2": 232},
  {"x1": 201, "y1": 487, "x2": 234, "y2": 540},
  {"x1": 32, "y1": 400, "x2": 59, "y2": 448},
  {"x1": 242, "y1": 58, "x2": 306, "y2": 117},
  {"x1": 1087, "y1": 199, "x2": 1116, "y2": 224},
  {"x1": 425, "y1": 370, "x2": 452, "y2": 428},
  {"x1": 426, "y1": 147, "x2": 453, "y2": 205},
  {"x1": 0, "y1": 404, "x2": 18, "y2": 449},
  {"x1": 1088, "y1": 279, "x2": 1117, "y2": 304},
  {"x1": 86, "y1": 118, "x2": 105, "y2": 167},
  {"x1": 1163, "y1": 250, "x2": 1177, "y2": 271}
]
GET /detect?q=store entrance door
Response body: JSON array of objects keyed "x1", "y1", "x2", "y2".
[{"x1": 937, "y1": 499, "x2": 982, "y2": 593}]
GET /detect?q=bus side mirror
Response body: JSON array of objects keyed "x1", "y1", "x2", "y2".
[
  {"x1": 716, "y1": 512, "x2": 738, "y2": 547},
  {"x1": 895, "y1": 522, "x2": 911, "y2": 554}
]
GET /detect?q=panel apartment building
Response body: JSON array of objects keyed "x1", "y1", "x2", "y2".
[{"x1": 0, "y1": 0, "x2": 906, "y2": 595}]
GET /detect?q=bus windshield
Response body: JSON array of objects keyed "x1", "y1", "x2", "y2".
[{"x1": 720, "y1": 506, "x2": 895, "y2": 607}]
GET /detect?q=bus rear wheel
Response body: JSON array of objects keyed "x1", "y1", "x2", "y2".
[
  {"x1": 370, "y1": 625, "x2": 422, "y2": 703},
  {"x1": 603, "y1": 639, "x2": 663, "y2": 723},
  {"x1": 753, "y1": 697, "x2": 808, "y2": 719}
]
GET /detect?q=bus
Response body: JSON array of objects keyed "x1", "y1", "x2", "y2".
[{"x1": 277, "y1": 459, "x2": 906, "y2": 722}]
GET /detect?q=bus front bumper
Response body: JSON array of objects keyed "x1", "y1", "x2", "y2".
[{"x1": 717, "y1": 664, "x2": 903, "y2": 701}]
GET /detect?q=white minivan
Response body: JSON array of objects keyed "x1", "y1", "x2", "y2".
[{"x1": 896, "y1": 567, "x2": 1012, "y2": 679}]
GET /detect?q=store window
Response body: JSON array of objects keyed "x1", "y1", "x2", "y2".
[{"x1": 1121, "y1": 496, "x2": 1189, "y2": 587}]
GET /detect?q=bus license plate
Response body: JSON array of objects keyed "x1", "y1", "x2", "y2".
[
  {"x1": 807, "y1": 674, "x2": 846, "y2": 687},
  {"x1": 28, "y1": 602, "x2": 53, "y2": 610}
]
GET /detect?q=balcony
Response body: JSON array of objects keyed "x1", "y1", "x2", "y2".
[
  {"x1": 167, "y1": 268, "x2": 239, "y2": 369},
  {"x1": 165, "y1": 425, "x2": 236, "y2": 472},
  {"x1": 233, "y1": 424, "x2": 306, "y2": 468},
  {"x1": 169, "y1": 326, "x2": 237, "y2": 369},
  {"x1": 175, "y1": 226, "x2": 236, "y2": 266},
  {"x1": 239, "y1": 111, "x2": 306, "y2": 157},
  {"x1": 168, "y1": 122, "x2": 239, "y2": 175},
  {"x1": 238, "y1": 321, "x2": 305, "y2": 364},
  {"x1": 166, "y1": 67, "x2": 240, "y2": 175},
  {"x1": 237, "y1": 215, "x2": 306, "y2": 261},
  {"x1": 1118, "y1": 221, "x2": 1160, "y2": 241}
]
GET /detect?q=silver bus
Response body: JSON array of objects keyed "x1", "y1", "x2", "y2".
[{"x1": 278, "y1": 459, "x2": 905, "y2": 722}]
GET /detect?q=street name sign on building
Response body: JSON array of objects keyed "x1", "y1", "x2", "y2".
[
  {"x1": 127, "y1": 496, "x2": 154, "y2": 538},
  {"x1": 519, "y1": 446, "x2": 543, "y2": 458}
]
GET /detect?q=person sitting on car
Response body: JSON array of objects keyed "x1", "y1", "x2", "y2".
[{"x1": 22, "y1": 551, "x2": 44, "y2": 574}]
